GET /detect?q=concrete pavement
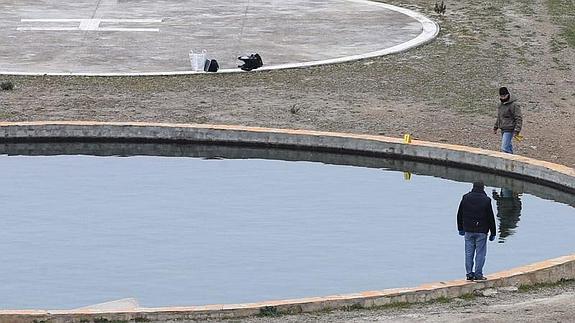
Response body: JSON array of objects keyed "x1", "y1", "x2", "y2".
[{"x1": 0, "y1": 0, "x2": 437, "y2": 75}]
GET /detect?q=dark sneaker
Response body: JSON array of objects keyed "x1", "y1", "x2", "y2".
[
  {"x1": 474, "y1": 275, "x2": 487, "y2": 280},
  {"x1": 466, "y1": 273, "x2": 475, "y2": 281}
]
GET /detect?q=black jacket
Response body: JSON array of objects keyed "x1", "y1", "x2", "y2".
[{"x1": 457, "y1": 188, "x2": 497, "y2": 235}]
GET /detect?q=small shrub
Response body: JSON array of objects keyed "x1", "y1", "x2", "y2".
[
  {"x1": 343, "y1": 303, "x2": 364, "y2": 311},
  {"x1": 0, "y1": 81, "x2": 14, "y2": 91},
  {"x1": 93, "y1": 318, "x2": 129, "y2": 323},
  {"x1": 434, "y1": 1, "x2": 446, "y2": 15},
  {"x1": 94, "y1": 319, "x2": 129, "y2": 323},
  {"x1": 258, "y1": 306, "x2": 280, "y2": 317},
  {"x1": 289, "y1": 104, "x2": 301, "y2": 114}
]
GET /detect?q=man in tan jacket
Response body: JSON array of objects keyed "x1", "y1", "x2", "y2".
[{"x1": 493, "y1": 87, "x2": 523, "y2": 153}]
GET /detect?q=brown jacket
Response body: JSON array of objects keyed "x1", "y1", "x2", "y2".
[{"x1": 494, "y1": 95, "x2": 522, "y2": 133}]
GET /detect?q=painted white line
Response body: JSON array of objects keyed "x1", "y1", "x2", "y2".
[
  {"x1": 98, "y1": 27, "x2": 159, "y2": 32},
  {"x1": 17, "y1": 27, "x2": 159, "y2": 32},
  {"x1": 4, "y1": 1, "x2": 439, "y2": 76},
  {"x1": 20, "y1": 18, "x2": 163, "y2": 23},
  {"x1": 100, "y1": 19, "x2": 164, "y2": 23},
  {"x1": 18, "y1": 18, "x2": 163, "y2": 32},
  {"x1": 20, "y1": 19, "x2": 84, "y2": 22},
  {"x1": 17, "y1": 27, "x2": 80, "y2": 31},
  {"x1": 79, "y1": 19, "x2": 101, "y2": 30}
]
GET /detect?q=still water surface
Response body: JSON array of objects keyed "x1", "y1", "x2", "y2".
[{"x1": 0, "y1": 155, "x2": 573, "y2": 309}]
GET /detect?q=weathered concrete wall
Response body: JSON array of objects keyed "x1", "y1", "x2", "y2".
[
  {"x1": 0, "y1": 122, "x2": 573, "y2": 191},
  {"x1": 0, "y1": 121, "x2": 573, "y2": 323}
]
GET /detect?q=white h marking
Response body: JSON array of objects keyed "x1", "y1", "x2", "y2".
[
  {"x1": 18, "y1": 18, "x2": 163, "y2": 32},
  {"x1": 79, "y1": 19, "x2": 102, "y2": 31}
]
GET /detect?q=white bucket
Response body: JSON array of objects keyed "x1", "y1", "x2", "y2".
[{"x1": 189, "y1": 50, "x2": 207, "y2": 72}]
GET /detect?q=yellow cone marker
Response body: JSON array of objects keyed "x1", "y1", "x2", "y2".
[
  {"x1": 404, "y1": 172, "x2": 412, "y2": 181},
  {"x1": 403, "y1": 134, "x2": 412, "y2": 144},
  {"x1": 514, "y1": 134, "x2": 524, "y2": 141}
]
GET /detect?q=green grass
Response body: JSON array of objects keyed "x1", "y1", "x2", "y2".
[
  {"x1": 518, "y1": 279, "x2": 575, "y2": 292},
  {"x1": 552, "y1": 56, "x2": 571, "y2": 70},
  {"x1": 518, "y1": 0, "x2": 536, "y2": 16},
  {"x1": 430, "y1": 296, "x2": 452, "y2": 304},
  {"x1": 92, "y1": 318, "x2": 129, "y2": 323},
  {"x1": 0, "y1": 111, "x2": 14, "y2": 120},
  {"x1": 258, "y1": 306, "x2": 281, "y2": 317},
  {"x1": 547, "y1": 0, "x2": 575, "y2": 47},
  {"x1": 460, "y1": 293, "x2": 477, "y2": 301},
  {"x1": 378, "y1": 301, "x2": 412, "y2": 310},
  {"x1": 343, "y1": 303, "x2": 364, "y2": 311},
  {"x1": 356, "y1": 297, "x2": 450, "y2": 312},
  {"x1": 563, "y1": 26, "x2": 575, "y2": 48},
  {"x1": 550, "y1": 36, "x2": 568, "y2": 52}
]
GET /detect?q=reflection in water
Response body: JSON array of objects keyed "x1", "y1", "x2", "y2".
[
  {"x1": 492, "y1": 188, "x2": 523, "y2": 243},
  {"x1": 0, "y1": 141, "x2": 573, "y2": 207}
]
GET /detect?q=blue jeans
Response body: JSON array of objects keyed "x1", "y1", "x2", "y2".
[
  {"x1": 501, "y1": 131, "x2": 513, "y2": 153},
  {"x1": 464, "y1": 232, "x2": 487, "y2": 276}
]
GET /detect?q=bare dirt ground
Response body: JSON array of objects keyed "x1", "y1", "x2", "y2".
[
  {"x1": 237, "y1": 280, "x2": 575, "y2": 323},
  {"x1": 0, "y1": 0, "x2": 573, "y2": 321}
]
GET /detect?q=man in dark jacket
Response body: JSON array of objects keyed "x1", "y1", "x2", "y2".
[
  {"x1": 493, "y1": 87, "x2": 523, "y2": 154},
  {"x1": 457, "y1": 182, "x2": 497, "y2": 280}
]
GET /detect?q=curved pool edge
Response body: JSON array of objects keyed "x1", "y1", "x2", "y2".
[
  {"x1": 0, "y1": 121, "x2": 573, "y2": 322},
  {"x1": 0, "y1": 0, "x2": 439, "y2": 77},
  {"x1": 2, "y1": 255, "x2": 574, "y2": 322}
]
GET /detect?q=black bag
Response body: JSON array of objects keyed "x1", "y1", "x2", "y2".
[
  {"x1": 204, "y1": 59, "x2": 219, "y2": 72},
  {"x1": 238, "y1": 53, "x2": 263, "y2": 71}
]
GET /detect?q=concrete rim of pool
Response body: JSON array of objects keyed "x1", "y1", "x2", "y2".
[
  {"x1": 0, "y1": 0, "x2": 439, "y2": 76},
  {"x1": 0, "y1": 121, "x2": 574, "y2": 322}
]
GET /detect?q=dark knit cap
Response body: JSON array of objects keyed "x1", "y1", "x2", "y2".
[
  {"x1": 472, "y1": 181, "x2": 485, "y2": 191},
  {"x1": 499, "y1": 87, "x2": 510, "y2": 95}
]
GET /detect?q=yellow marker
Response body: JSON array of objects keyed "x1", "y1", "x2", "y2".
[
  {"x1": 514, "y1": 134, "x2": 524, "y2": 141},
  {"x1": 404, "y1": 172, "x2": 412, "y2": 181},
  {"x1": 403, "y1": 134, "x2": 412, "y2": 144}
]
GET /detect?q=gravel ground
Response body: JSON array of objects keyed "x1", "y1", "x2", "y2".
[
  {"x1": 0, "y1": 0, "x2": 574, "y2": 321},
  {"x1": 235, "y1": 280, "x2": 575, "y2": 323}
]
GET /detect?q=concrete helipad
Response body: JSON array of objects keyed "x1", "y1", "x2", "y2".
[{"x1": 0, "y1": 0, "x2": 437, "y2": 75}]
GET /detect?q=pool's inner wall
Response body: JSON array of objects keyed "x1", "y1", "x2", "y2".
[
  {"x1": 0, "y1": 121, "x2": 574, "y2": 323},
  {"x1": 1, "y1": 122, "x2": 573, "y2": 193}
]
